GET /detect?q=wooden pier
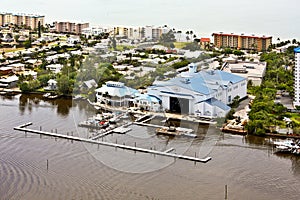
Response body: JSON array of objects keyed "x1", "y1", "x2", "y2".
[{"x1": 13, "y1": 122, "x2": 211, "y2": 163}]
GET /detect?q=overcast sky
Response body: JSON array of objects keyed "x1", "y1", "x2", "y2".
[{"x1": 1, "y1": 0, "x2": 299, "y2": 39}]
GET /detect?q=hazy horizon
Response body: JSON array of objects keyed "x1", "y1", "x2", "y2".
[{"x1": 1, "y1": 0, "x2": 300, "y2": 40}]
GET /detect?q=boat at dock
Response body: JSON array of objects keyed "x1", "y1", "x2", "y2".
[
  {"x1": 78, "y1": 112, "x2": 127, "y2": 129},
  {"x1": 156, "y1": 127, "x2": 197, "y2": 138},
  {"x1": 273, "y1": 140, "x2": 300, "y2": 154},
  {"x1": 43, "y1": 93, "x2": 59, "y2": 99}
]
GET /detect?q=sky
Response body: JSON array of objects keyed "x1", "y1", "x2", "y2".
[{"x1": 1, "y1": 0, "x2": 300, "y2": 40}]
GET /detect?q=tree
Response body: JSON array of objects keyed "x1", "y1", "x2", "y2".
[
  {"x1": 57, "y1": 75, "x2": 73, "y2": 95},
  {"x1": 38, "y1": 21, "x2": 41, "y2": 38},
  {"x1": 159, "y1": 30, "x2": 176, "y2": 48},
  {"x1": 183, "y1": 41, "x2": 200, "y2": 51}
]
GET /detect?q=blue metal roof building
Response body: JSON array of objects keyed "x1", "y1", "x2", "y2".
[
  {"x1": 147, "y1": 69, "x2": 247, "y2": 117},
  {"x1": 294, "y1": 47, "x2": 300, "y2": 53}
]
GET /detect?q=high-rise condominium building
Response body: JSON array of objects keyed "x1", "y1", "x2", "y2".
[
  {"x1": 212, "y1": 32, "x2": 272, "y2": 52},
  {"x1": 0, "y1": 12, "x2": 44, "y2": 30},
  {"x1": 294, "y1": 47, "x2": 300, "y2": 107},
  {"x1": 52, "y1": 22, "x2": 89, "y2": 34}
]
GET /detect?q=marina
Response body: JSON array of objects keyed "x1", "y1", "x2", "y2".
[
  {"x1": 2, "y1": 94, "x2": 300, "y2": 200},
  {"x1": 13, "y1": 122, "x2": 212, "y2": 163}
]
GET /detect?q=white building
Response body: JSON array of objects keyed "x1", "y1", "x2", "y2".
[
  {"x1": 44, "y1": 79, "x2": 57, "y2": 91},
  {"x1": 147, "y1": 63, "x2": 247, "y2": 118},
  {"x1": 222, "y1": 61, "x2": 267, "y2": 86},
  {"x1": 95, "y1": 81, "x2": 139, "y2": 107},
  {"x1": 46, "y1": 64, "x2": 63, "y2": 74},
  {"x1": 294, "y1": 47, "x2": 300, "y2": 107},
  {"x1": 142, "y1": 25, "x2": 171, "y2": 41},
  {"x1": 82, "y1": 26, "x2": 111, "y2": 37}
]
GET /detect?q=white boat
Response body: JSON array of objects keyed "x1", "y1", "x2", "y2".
[
  {"x1": 43, "y1": 93, "x2": 59, "y2": 99},
  {"x1": 273, "y1": 140, "x2": 300, "y2": 154}
]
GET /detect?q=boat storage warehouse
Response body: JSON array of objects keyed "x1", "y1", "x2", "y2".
[{"x1": 147, "y1": 65, "x2": 247, "y2": 118}]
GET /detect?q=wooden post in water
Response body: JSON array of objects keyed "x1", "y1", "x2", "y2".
[
  {"x1": 46, "y1": 159, "x2": 49, "y2": 171},
  {"x1": 225, "y1": 185, "x2": 228, "y2": 200}
]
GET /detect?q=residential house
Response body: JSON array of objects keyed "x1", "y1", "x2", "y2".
[
  {"x1": 46, "y1": 64, "x2": 63, "y2": 74},
  {"x1": 95, "y1": 81, "x2": 138, "y2": 107},
  {"x1": 0, "y1": 66, "x2": 13, "y2": 75},
  {"x1": 44, "y1": 79, "x2": 57, "y2": 90},
  {"x1": 82, "y1": 79, "x2": 98, "y2": 90},
  {"x1": 8, "y1": 63, "x2": 25, "y2": 73},
  {"x1": 0, "y1": 75, "x2": 19, "y2": 88},
  {"x1": 200, "y1": 38, "x2": 211, "y2": 49}
]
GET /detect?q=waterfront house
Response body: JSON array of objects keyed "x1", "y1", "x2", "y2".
[
  {"x1": 147, "y1": 63, "x2": 247, "y2": 118},
  {"x1": 0, "y1": 75, "x2": 19, "y2": 88},
  {"x1": 134, "y1": 93, "x2": 161, "y2": 112},
  {"x1": 44, "y1": 79, "x2": 57, "y2": 91},
  {"x1": 95, "y1": 81, "x2": 138, "y2": 107}
]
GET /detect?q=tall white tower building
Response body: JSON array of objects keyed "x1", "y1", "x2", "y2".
[{"x1": 294, "y1": 47, "x2": 300, "y2": 107}]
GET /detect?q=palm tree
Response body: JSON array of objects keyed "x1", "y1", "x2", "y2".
[{"x1": 185, "y1": 31, "x2": 190, "y2": 41}]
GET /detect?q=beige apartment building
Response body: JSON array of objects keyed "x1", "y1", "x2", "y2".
[
  {"x1": 53, "y1": 22, "x2": 89, "y2": 34},
  {"x1": 0, "y1": 12, "x2": 44, "y2": 29},
  {"x1": 212, "y1": 32, "x2": 272, "y2": 51},
  {"x1": 113, "y1": 26, "x2": 142, "y2": 39}
]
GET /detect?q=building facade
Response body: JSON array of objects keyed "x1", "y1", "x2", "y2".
[
  {"x1": 141, "y1": 25, "x2": 171, "y2": 41},
  {"x1": 212, "y1": 32, "x2": 272, "y2": 51},
  {"x1": 294, "y1": 47, "x2": 300, "y2": 107},
  {"x1": 113, "y1": 26, "x2": 142, "y2": 39},
  {"x1": 0, "y1": 12, "x2": 44, "y2": 29},
  {"x1": 52, "y1": 22, "x2": 89, "y2": 34}
]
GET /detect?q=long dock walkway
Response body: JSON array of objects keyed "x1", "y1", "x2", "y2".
[{"x1": 14, "y1": 122, "x2": 211, "y2": 163}]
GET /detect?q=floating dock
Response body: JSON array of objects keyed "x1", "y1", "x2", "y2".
[
  {"x1": 13, "y1": 122, "x2": 211, "y2": 163},
  {"x1": 134, "y1": 121, "x2": 197, "y2": 138}
]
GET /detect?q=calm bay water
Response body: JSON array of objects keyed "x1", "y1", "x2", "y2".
[{"x1": 1, "y1": 94, "x2": 300, "y2": 200}]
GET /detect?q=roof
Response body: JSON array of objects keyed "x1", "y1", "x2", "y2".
[
  {"x1": 200, "y1": 38, "x2": 210, "y2": 42},
  {"x1": 153, "y1": 70, "x2": 245, "y2": 95},
  {"x1": 135, "y1": 94, "x2": 161, "y2": 103},
  {"x1": 0, "y1": 75, "x2": 19, "y2": 83},
  {"x1": 294, "y1": 47, "x2": 300, "y2": 53},
  {"x1": 48, "y1": 79, "x2": 57, "y2": 84},
  {"x1": 196, "y1": 97, "x2": 231, "y2": 111},
  {"x1": 95, "y1": 82, "x2": 138, "y2": 97},
  {"x1": 83, "y1": 79, "x2": 98, "y2": 89}
]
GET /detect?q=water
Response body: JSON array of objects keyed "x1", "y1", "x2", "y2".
[{"x1": 1, "y1": 94, "x2": 300, "y2": 199}]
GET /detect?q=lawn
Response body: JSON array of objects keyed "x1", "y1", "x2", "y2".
[
  {"x1": 2, "y1": 47, "x2": 25, "y2": 53},
  {"x1": 174, "y1": 42, "x2": 190, "y2": 49}
]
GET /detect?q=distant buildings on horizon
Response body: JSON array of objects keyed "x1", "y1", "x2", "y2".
[
  {"x1": 0, "y1": 11, "x2": 274, "y2": 52},
  {"x1": 51, "y1": 21, "x2": 89, "y2": 35},
  {"x1": 0, "y1": 12, "x2": 44, "y2": 30}
]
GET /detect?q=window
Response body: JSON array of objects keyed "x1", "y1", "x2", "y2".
[{"x1": 228, "y1": 95, "x2": 231, "y2": 103}]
